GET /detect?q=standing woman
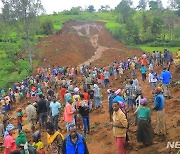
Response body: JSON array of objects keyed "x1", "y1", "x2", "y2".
[
  {"x1": 137, "y1": 98, "x2": 153, "y2": 146},
  {"x1": 93, "y1": 84, "x2": 102, "y2": 109},
  {"x1": 112, "y1": 102, "x2": 128, "y2": 154},
  {"x1": 4, "y1": 124, "x2": 17, "y2": 154}
]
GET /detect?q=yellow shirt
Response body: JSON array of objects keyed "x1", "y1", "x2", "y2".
[
  {"x1": 112, "y1": 109, "x2": 128, "y2": 137},
  {"x1": 32, "y1": 141, "x2": 44, "y2": 151}
]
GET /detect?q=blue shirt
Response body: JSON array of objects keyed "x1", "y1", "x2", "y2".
[
  {"x1": 154, "y1": 93, "x2": 164, "y2": 111},
  {"x1": 160, "y1": 70, "x2": 171, "y2": 84},
  {"x1": 50, "y1": 102, "x2": 61, "y2": 116}
]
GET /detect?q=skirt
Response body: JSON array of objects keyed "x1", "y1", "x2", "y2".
[
  {"x1": 137, "y1": 119, "x2": 153, "y2": 145},
  {"x1": 156, "y1": 110, "x2": 166, "y2": 135}
]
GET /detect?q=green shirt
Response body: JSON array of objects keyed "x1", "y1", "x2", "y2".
[{"x1": 137, "y1": 106, "x2": 151, "y2": 120}]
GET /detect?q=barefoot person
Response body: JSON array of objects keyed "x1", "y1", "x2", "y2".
[{"x1": 112, "y1": 101, "x2": 128, "y2": 154}]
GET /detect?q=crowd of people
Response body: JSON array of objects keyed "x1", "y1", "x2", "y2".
[{"x1": 0, "y1": 48, "x2": 174, "y2": 154}]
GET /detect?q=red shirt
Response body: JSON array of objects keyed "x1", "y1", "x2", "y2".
[
  {"x1": 84, "y1": 92, "x2": 89, "y2": 100},
  {"x1": 60, "y1": 88, "x2": 66, "y2": 100},
  {"x1": 4, "y1": 135, "x2": 17, "y2": 154}
]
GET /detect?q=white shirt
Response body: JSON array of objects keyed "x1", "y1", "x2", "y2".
[{"x1": 149, "y1": 73, "x2": 158, "y2": 83}]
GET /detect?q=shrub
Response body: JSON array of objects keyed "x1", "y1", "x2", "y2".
[{"x1": 41, "y1": 19, "x2": 53, "y2": 35}]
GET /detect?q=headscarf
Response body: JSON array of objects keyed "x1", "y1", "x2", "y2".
[
  {"x1": 115, "y1": 89, "x2": 121, "y2": 95},
  {"x1": 4, "y1": 124, "x2": 15, "y2": 138},
  {"x1": 94, "y1": 84, "x2": 100, "y2": 97},
  {"x1": 118, "y1": 101, "x2": 126, "y2": 114},
  {"x1": 140, "y1": 98, "x2": 147, "y2": 106},
  {"x1": 15, "y1": 132, "x2": 27, "y2": 147}
]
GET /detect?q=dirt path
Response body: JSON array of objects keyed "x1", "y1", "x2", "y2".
[{"x1": 72, "y1": 24, "x2": 122, "y2": 66}]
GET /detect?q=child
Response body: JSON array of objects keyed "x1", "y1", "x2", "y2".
[
  {"x1": 32, "y1": 131, "x2": 45, "y2": 154},
  {"x1": 16, "y1": 108, "x2": 23, "y2": 133},
  {"x1": 46, "y1": 122, "x2": 64, "y2": 154}
]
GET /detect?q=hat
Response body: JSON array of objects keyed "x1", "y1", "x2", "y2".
[
  {"x1": 115, "y1": 89, "x2": 121, "y2": 95},
  {"x1": 140, "y1": 98, "x2": 147, "y2": 106},
  {"x1": 16, "y1": 108, "x2": 22, "y2": 112},
  {"x1": 15, "y1": 132, "x2": 27, "y2": 147},
  {"x1": 156, "y1": 87, "x2": 162, "y2": 93},
  {"x1": 74, "y1": 87, "x2": 79, "y2": 93}
]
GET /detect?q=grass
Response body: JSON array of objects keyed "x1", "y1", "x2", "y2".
[
  {"x1": 40, "y1": 11, "x2": 118, "y2": 31},
  {"x1": 139, "y1": 45, "x2": 180, "y2": 55}
]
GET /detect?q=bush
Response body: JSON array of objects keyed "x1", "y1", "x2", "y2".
[
  {"x1": 17, "y1": 59, "x2": 31, "y2": 74},
  {"x1": 41, "y1": 19, "x2": 53, "y2": 35},
  {"x1": 148, "y1": 40, "x2": 180, "y2": 47}
]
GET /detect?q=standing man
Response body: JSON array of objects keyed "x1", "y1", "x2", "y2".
[
  {"x1": 64, "y1": 98, "x2": 75, "y2": 131},
  {"x1": 49, "y1": 96, "x2": 61, "y2": 131},
  {"x1": 153, "y1": 87, "x2": 166, "y2": 138},
  {"x1": 37, "y1": 94, "x2": 48, "y2": 130},
  {"x1": 125, "y1": 80, "x2": 136, "y2": 112},
  {"x1": 104, "y1": 69, "x2": 110, "y2": 87},
  {"x1": 25, "y1": 101, "x2": 37, "y2": 132},
  {"x1": 112, "y1": 102, "x2": 128, "y2": 154},
  {"x1": 140, "y1": 65, "x2": 147, "y2": 82},
  {"x1": 148, "y1": 70, "x2": 158, "y2": 94},
  {"x1": 62, "y1": 124, "x2": 89, "y2": 154},
  {"x1": 160, "y1": 67, "x2": 172, "y2": 99}
]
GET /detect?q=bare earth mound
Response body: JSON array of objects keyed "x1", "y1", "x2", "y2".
[{"x1": 9, "y1": 21, "x2": 179, "y2": 154}]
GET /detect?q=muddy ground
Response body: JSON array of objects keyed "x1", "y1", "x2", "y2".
[{"x1": 3, "y1": 21, "x2": 180, "y2": 154}]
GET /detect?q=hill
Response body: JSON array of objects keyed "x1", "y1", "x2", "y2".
[{"x1": 4, "y1": 21, "x2": 180, "y2": 154}]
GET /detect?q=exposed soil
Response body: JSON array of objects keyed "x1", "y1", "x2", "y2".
[{"x1": 4, "y1": 21, "x2": 180, "y2": 154}]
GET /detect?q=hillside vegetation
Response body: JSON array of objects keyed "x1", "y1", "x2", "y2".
[{"x1": 0, "y1": 0, "x2": 180, "y2": 89}]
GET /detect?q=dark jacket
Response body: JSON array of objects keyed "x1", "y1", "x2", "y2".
[
  {"x1": 78, "y1": 106, "x2": 89, "y2": 117},
  {"x1": 37, "y1": 99, "x2": 48, "y2": 114}
]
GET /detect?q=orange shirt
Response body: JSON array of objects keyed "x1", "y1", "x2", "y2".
[{"x1": 64, "y1": 103, "x2": 74, "y2": 123}]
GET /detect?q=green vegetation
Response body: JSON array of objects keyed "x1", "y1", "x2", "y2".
[
  {"x1": 0, "y1": 0, "x2": 180, "y2": 89},
  {"x1": 139, "y1": 46, "x2": 179, "y2": 55},
  {"x1": 39, "y1": 11, "x2": 118, "y2": 31}
]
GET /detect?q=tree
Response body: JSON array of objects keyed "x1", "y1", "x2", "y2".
[
  {"x1": 99, "y1": 5, "x2": 111, "y2": 12},
  {"x1": 149, "y1": 0, "x2": 163, "y2": 11},
  {"x1": 151, "y1": 16, "x2": 163, "y2": 39},
  {"x1": 115, "y1": 0, "x2": 134, "y2": 23},
  {"x1": 168, "y1": 0, "x2": 180, "y2": 16},
  {"x1": 41, "y1": 19, "x2": 53, "y2": 35},
  {"x1": 1, "y1": 0, "x2": 44, "y2": 72},
  {"x1": 86, "y1": 5, "x2": 96, "y2": 13},
  {"x1": 137, "y1": 0, "x2": 148, "y2": 10}
]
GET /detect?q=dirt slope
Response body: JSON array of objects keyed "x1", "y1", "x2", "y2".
[{"x1": 4, "y1": 21, "x2": 179, "y2": 154}]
